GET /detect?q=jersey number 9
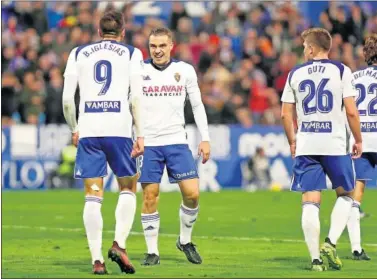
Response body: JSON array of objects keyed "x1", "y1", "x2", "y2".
[
  {"x1": 355, "y1": 83, "x2": 377, "y2": 116},
  {"x1": 94, "y1": 60, "x2": 112, "y2": 95},
  {"x1": 299, "y1": 78, "x2": 333, "y2": 115}
]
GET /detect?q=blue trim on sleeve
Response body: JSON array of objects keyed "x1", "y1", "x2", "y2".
[{"x1": 288, "y1": 61, "x2": 313, "y2": 86}]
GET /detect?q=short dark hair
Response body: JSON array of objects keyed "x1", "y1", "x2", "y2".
[
  {"x1": 301, "y1": 28, "x2": 332, "y2": 52},
  {"x1": 149, "y1": 27, "x2": 173, "y2": 40},
  {"x1": 363, "y1": 34, "x2": 377, "y2": 65},
  {"x1": 99, "y1": 10, "x2": 124, "y2": 36}
]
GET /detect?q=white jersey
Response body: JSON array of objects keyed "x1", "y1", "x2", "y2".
[
  {"x1": 142, "y1": 59, "x2": 210, "y2": 146},
  {"x1": 351, "y1": 66, "x2": 377, "y2": 152},
  {"x1": 64, "y1": 40, "x2": 143, "y2": 138},
  {"x1": 281, "y1": 59, "x2": 357, "y2": 156}
]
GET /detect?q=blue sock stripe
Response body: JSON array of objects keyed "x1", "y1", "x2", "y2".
[
  {"x1": 120, "y1": 191, "x2": 136, "y2": 198},
  {"x1": 302, "y1": 201, "x2": 320, "y2": 209},
  {"x1": 141, "y1": 215, "x2": 160, "y2": 221},
  {"x1": 141, "y1": 219, "x2": 160, "y2": 223},
  {"x1": 180, "y1": 205, "x2": 199, "y2": 215},
  {"x1": 85, "y1": 197, "x2": 103, "y2": 204}
]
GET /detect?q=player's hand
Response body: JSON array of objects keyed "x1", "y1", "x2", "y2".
[
  {"x1": 131, "y1": 137, "x2": 144, "y2": 158},
  {"x1": 290, "y1": 141, "x2": 296, "y2": 158},
  {"x1": 198, "y1": 141, "x2": 210, "y2": 164},
  {"x1": 352, "y1": 142, "x2": 362, "y2": 159},
  {"x1": 72, "y1": 132, "x2": 79, "y2": 147}
]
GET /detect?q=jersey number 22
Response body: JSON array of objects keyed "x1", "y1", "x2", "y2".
[{"x1": 355, "y1": 83, "x2": 377, "y2": 116}]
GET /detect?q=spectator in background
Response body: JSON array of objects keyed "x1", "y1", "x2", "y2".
[
  {"x1": 1, "y1": 1, "x2": 375, "y2": 126},
  {"x1": 243, "y1": 147, "x2": 271, "y2": 191},
  {"x1": 170, "y1": 2, "x2": 189, "y2": 31},
  {"x1": 1, "y1": 72, "x2": 21, "y2": 126}
]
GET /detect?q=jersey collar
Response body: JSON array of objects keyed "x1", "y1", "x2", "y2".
[{"x1": 150, "y1": 59, "x2": 174, "y2": 71}]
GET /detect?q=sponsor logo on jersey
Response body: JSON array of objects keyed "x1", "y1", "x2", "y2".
[
  {"x1": 361, "y1": 122, "x2": 377, "y2": 132},
  {"x1": 84, "y1": 101, "x2": 121, "y2": 113},
  {"x1": 174, "y1": 72, "x2": 181, "y2": 82},
  {"x1": 143, "y1": 85, "x2": 184, "y2": 97},
  {"x1": 301, "y1": 121, "x2": 332, "y2": 133}
]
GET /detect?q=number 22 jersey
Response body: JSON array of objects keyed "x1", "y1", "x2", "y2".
[
  {"x1": 64, "y1": 40, "x2": 143, "y2": 138},
  {"x1": 351, "y1": 66, "x2": 377, "y2": 153},
  {"x1": 281, "y1": 59, "x2": 357, "y2": 156}
]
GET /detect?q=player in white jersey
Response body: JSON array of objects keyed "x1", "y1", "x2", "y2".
[
  {"x1": 138, "y1": 27, "x2": 210, "y2": 266},
  {"x1": 281, "y1": 28, "x2": 362, "y2": 271},
  {"x1": 346, "y1": 35, "x2": 377, "y2": 261},
  {"x1": 62, "y1": 11, "x2": 144, "y2": 275}
]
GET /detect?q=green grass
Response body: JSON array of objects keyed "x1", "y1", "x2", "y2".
[{"x1": 2, "y1": 190, "x2": 377, "y2": 278}]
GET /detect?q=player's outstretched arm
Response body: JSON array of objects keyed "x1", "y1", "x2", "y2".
[
  {"x1": 130, "y1": 48, "x2": 145, "y2": 157},
  {"x1": 281, "y1": 76, "x2": 296, "y2": 158},
  {"x1": 62, "y1": 48, "x2": 79, "y2": 146},
  {"x1": 186, "y1": 65, "x2": 210, "y2": 163},
  {"x1": 343, "y1": 67, "x2": 362, "y2": 158}
]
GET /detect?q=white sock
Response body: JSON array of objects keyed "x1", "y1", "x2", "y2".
[
  {"x1": 328, "y1": 196, "x2": 353, "y2": 245},
  {"x1": 302, "y1": 202, "x2": 321, "y2": 261},
  {"x1": 83, "y1": 196, "x2": 104, "y2": 264},
  {"x1": 114, "y1": 191, "x2": 136, "y2": 249},
  {"x1": 141, "y1": 212, "x2": 160, "y2": 255},
  {"x1": 347, "y1": 201, "x2": 362, "y2": 253},
  {"x1": 179, "y1": 203, "x2": 199, "y2": 245}
]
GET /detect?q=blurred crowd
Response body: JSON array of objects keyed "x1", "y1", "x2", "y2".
[{"x1": 2, "y1": 1, "x2": 377, "y2": 127}]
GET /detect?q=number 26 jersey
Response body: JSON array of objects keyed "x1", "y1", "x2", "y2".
[{"x1": 281, "y1": 59, "x2": 357, "y2": 156}]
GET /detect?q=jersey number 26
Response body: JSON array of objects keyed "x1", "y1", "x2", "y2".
[
  {"x1": 299, "y1": 78, "x2": 333, "y2": 115},
  {"x1": 94, "y1": 60, "x2": 112, "y2": 96}
]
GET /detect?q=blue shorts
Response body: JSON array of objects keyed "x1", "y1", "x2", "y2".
[
  {"x1": 291, "y1": 155, "x2": 355, "y2": 192},
  {"x1": 354, "y1": 152, "x2": 377, "y2": 182},
  {"x1": 139, "y1": 144, "x2": 198, "y2": 184},
  {"x1": 75, "y1": 137, "x2": 136, "y2": 179}
]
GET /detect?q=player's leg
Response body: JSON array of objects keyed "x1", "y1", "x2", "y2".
[
  {"x1": 291, "y1": 156, "x2": 327, "y2": 271},
  {"x1": 75, "y1": 138, "x2": 108, "y2": 274},
  {"x1": 320, "y1": 154, "x2": 355, "y2": 270},
  {"x1": 164, "y1": 144, "x2": 201, "y2": 264},
  {"x1": 141, "y1": 183, "x2": 161, "y2": 265},
  {"x1": 347, "y1": 153, "x2": 376, "y2": 261},
  {"x1": 103, "y1": 137, "x2": 139, "y2": 274},
  {"x1": 138, "y1": 147, "x2": 165, "y2": 266}
]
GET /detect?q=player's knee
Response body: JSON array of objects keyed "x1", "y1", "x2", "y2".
[
  {"x1": 142, "y1": 188, "x2": 159, "y2": 212},
  {"x1": 85, "y1": 183, "x2": 104, "y2": 197},
  {"x1": 183, "y1": 189, "x2": 200, "y2": 208}
]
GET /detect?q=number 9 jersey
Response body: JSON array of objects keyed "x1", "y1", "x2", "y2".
[
  {"x1": 64, "y1": 40, "x2": 143, "y2": 138},
  {"x1": 281, "y1": 59, "x2": 357, "y2": 156}
]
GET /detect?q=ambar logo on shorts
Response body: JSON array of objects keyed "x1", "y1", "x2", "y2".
[
  {"x1": 174, "y1": 170, "x2": 197, "y2": 179},
  {"x1": 85, "y1": 101, "x2": 121, "y2": 113}
]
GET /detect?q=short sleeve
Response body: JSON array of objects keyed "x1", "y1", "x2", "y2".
[
  {"x1": 64, "y1": 47, "x2": 78, "y2": 77},
  {"x1": 342, "y1": 66, "x2": 357, "y2": 99},
  {"x1": 281, "y1": 72, "x2": 296, "y2": 103}
]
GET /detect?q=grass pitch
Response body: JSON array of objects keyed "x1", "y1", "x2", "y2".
[{"x1": 2, "y1": 190, "x2": 377, "y2": 278}]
